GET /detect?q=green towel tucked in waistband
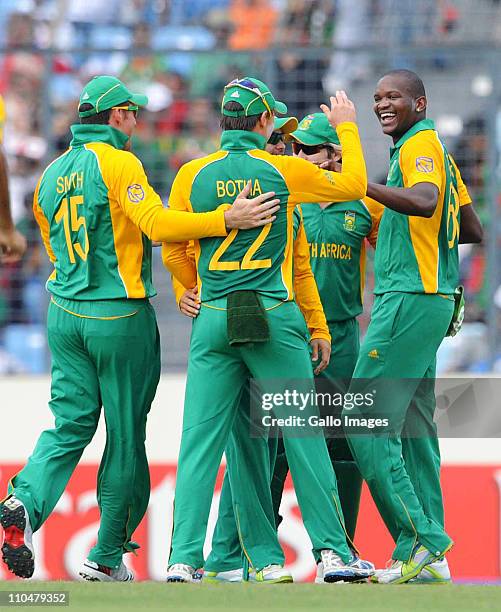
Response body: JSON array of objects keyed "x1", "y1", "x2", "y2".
[{"x1": 227, "y1": 290, "x2": 270, "y2": 346}]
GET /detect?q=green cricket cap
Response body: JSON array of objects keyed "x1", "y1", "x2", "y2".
[
  {"x1": 288, "y1": 112, "x2": 340, "y2": 146},
  {"x1": 221, "y1": 77, "x2": 287, "y2": 117},
  {"x1": 274, "y1": 116, "x2": 298, "y2": 134},
  {"x1": 78, "y1": 75, "x2": 149, "y2": 118}
]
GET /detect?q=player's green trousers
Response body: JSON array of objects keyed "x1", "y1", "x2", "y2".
[
  {"x1": 169, "y1": 297, "x2": 353, "y2": 571},
  {"x1": 270, "y1": 318, "x2": 363, "y2": 538},
  {"x1": 206, "y1": 318, "x2": 363, "y2": 573},
  {"x1": 9, "y1": 296, "x2": 160, "y2": 568},
  {"x1": 204, "y1": 385, "x2": 278, "y2": 573},
  {"x1": 343, "y1": 292, "x2": 454, "y2": 561}
]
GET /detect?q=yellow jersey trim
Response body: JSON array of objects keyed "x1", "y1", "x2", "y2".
[
  {"x1": 202, "y1": 300, "x2": 285, "y2": 312},
  {"x1": 51, "y1": 297, "x2": 138, "y2": 320},
  {"x1": 401, "y1": 131, "x2": 444, "y2": 293},
  {"x1": 85, "y1": 142, "x2": 146, "y2": 298}
]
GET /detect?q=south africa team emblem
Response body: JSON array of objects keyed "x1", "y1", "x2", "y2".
[{"x1": 344, "y1": 211, "x2": 356, "y2": 231}]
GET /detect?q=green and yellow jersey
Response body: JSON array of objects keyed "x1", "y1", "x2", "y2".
[
  {"x1": 163, "y1": 122, "x2": 367, "y2": 301},
  {"x1": 171, "y1": 213, "x2": 331, "y2": 343},
  {"x1": 375, "y1": 119, "x2": 471, "y2": 295},
  {"x1": 294, "y1": 197, "x2": 382, "y2": 323},
  {"x1": 33, "y1": 124, "x2": 228, "y2": 301}
]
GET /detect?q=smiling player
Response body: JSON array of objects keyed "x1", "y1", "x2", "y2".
[{"x1": 343, "y1": 69, "x2": 482, "y2": 585}]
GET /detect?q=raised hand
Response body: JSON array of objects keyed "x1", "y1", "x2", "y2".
[{"x1": 320, "y1": 91, "x2": 357, "y2": 128}]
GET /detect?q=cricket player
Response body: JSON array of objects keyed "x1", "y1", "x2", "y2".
[
  {"x1": 342, "y1": 69, "x2": 483, "y2": 584},
  {"x1": 172, "y1": 117, "x2": 333, "y2": 583},
  {"x1": 267, "y1": 113, "x2": 383, "y2": 583},
  {"x1": 0, "y1": 93, "x2": 27, "y2": 262},
  {"x1": 163, "y1": 77, "x2": 374, "y2": 583},
  {"x1": 203, "y1": 115, "x2": 382, "y2": 584},
  {"x1": 0, "y1": 76, "x2": 280, "y2": 582}
]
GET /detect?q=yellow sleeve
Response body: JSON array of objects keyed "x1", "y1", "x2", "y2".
[
  {"x1": 32, "y1": 180, "x2": 56, "y2": 263},
  {"x1": 448, "y1": 154, "x2": 472, "y2": 206},
  {"x1": 400, "y1": 131, "x2": 443, "y2": 190},
  {"x1": 276, "y1": 122, "x2": 367, "y2": 205},
  {"x1": 172, "y1": 274, "x2": 188, "y2": 306},
  {"x1": 105, "y1": 150, "x2": 227, "y2": 242},
  {"x1": 161, "y1": 164, "x2": 199, "y2": 289},
  {"x1": 363, "y1": 196, "x2": 384, "y2": 249},
  {"x1": 293, "y1": 212, "x2": 330, "y2": 343},
  {"x1": 0, "y1": 95, "x2": 5, "y2": 144},
  {"x1": 167, "y1": 241, "x2": 197, "y2": 305}
]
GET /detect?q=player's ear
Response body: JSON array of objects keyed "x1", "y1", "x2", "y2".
[
  {"x1": 415, "y1": 96, "x2": 427, "y2": 113},
  {"x1": 109, "y1": 108, "x2": 121, "y2": 127},
  {"x1": 258, "y1": 110, "x2": 270, "y2": 128}
]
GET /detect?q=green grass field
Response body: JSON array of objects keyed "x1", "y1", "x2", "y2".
[{"x1": 0, "y1": 582, "x2": 499, "y2": 612}]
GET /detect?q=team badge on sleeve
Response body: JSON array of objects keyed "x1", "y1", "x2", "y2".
[
  {"x1": 127, "y1": 184, "x2": 145, "y2": 203},
  {"x1": 344, "y1": 211, "x2": 356, "y2": 231},
  {"x1": 416, "y1": 157, "x2": 434, "y2": 173}
]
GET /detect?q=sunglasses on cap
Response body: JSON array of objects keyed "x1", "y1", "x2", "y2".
[
  {"x1": 292, "y1": 142, "x2": 333, "y2": 156},
  {"x1": 268, "y1": 131, "x2": 285, "y2": 145},
  {"x1": 112, "y1": 104, "x2": 139, "y2": 118},
  {"x1": 224, "y1": 78, "x2": 273, "y2": 115}
]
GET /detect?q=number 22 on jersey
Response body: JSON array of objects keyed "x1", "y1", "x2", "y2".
[{"x1": 209, "y1": 223, "x2": 272, "y2": 271}]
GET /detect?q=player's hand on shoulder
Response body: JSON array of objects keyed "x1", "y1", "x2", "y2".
[
  {"x1": 224, "y1": 180, "x2": 280, "y2": 230},
  {"x1": 179, "y1": 286, "x2": 200, "y2": 318},
  {"x1": 320, "y1": 91, "x2": 356, "y2": 128}
]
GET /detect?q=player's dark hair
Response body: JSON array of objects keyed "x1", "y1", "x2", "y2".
[
  {"x1": 79, "y1": 101, "x2": 130, "y2": 125},
  {"x1": 220, "y1": 101, "x2": 268, "y2": 131},
  {"x1": 382, "y1": 69, "x2": 426, "y2": 99},
  {"x1": 324, "y1": 145, "x2": 335, "y2": 159}
]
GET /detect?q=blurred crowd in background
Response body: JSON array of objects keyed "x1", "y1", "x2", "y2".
[{"x1": 0, "y1": 0, "x2": 500, "y2": 374}]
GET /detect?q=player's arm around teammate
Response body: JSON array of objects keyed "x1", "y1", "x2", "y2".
[
  {"x1": 170, "y1": 206, "x2": 333, "y2": 585},
  {"x1": 163, "y1": 78, "x2": 374, "y2": 585},
  {"x1": 162, "y1": 90, "x2": 368, "y2": 291},
  {"x1": 0, "y1": 75, "x2": 278, "y2": 583}
]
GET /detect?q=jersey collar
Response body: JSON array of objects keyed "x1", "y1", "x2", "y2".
[
  {"x1": 390, "y1": 119, "x2": 435, "y2": 156},
  {"x1": 220, "y1": 130, "x2": 267, "y2": 151},
  {"x1": 70, "y1": 124, "x2": 130, "y2": 150}
]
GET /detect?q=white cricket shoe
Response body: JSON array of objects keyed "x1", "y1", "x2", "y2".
[
  {"x1": 371, "y1": 559, "x2": 402, "y2": 583},
  {"x1": 203, "y1": 568, "x2": 243, "y2": 583},
  {"x1": 321, "y1": 549, "x2": 375, "y2": 583},
  {"x1": 249, "y1": 564, "x2": 293, "y2": 583},
  {"x1": 0, "y1": 495, "x2": 34, "y2": 579},
  {"x1": 409, "y1": 557, "x2": 451, "y2": 584},
  {"x1": 166, "y1": 563, "x2": 197, "y2": 583},
  {"x1": 79, "y1": 559, "x2": 134, "y2": 582},
  {"x1": 378, "y1": 544, "x2": 451, "y2": 584}
]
